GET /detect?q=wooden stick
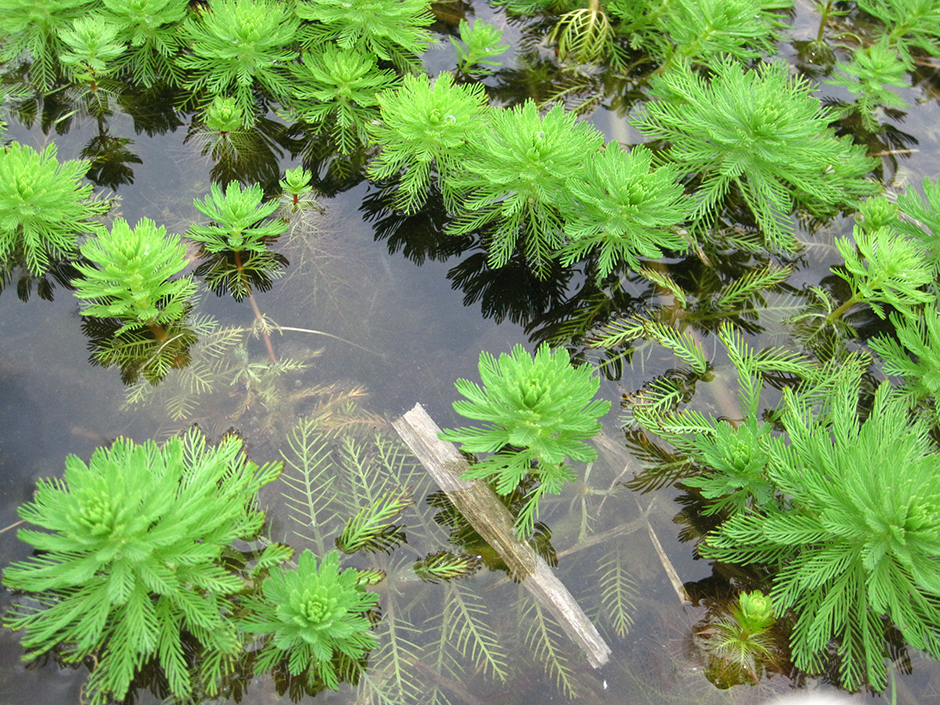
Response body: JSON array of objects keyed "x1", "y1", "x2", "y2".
[{"x1": 392, "y1": 403, "x2": 611, "y2": 668}]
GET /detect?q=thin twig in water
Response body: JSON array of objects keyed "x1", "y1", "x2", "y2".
[{"x1": 0, "y1": 519, "x2": 24, "y2": 535}]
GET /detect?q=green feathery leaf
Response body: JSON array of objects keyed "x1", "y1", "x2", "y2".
[
  {"x1": 0, "y1": 142, "x2": 108, "y2": 276},
  {"x1": 632, "y1": 57, "x2": 878, "y2": 250}
]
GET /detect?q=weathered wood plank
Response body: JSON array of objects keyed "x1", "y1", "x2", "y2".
[{"x1": 393, "y1": 403, "x2": 611, "y2": 668}]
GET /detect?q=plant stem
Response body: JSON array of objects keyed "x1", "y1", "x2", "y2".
[
  {"x1": 817, "y1": 0, "x2": 834, "y2": 44},
  {"x1": 148, "y1": 322, "x2": 168, "y2": 342},
  {"x1": 826, "y1": 293, "x2": 860, "y2": 324},
  {"x1": 233, "y1": 249, "x2": 277, "y2": 363}
]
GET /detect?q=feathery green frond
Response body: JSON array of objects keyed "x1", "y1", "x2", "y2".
[
  {"x1": 632, "y1": 57, "x2": 878, "y2": 250},
  {"x1": 641, "y1": 320, "x2": 709, "y2": 375},
  {"x1": 448, "y1": 101, "x2": 605, "y2": 279},
  {"x1": 101, "y1": 0, "x2": 188, "y2": 86},
  {"x1": 73, "y1": 217, "x2": 196, "y2": 336},
  {"x1": 415, "y1": 551, "x2": 482, "y2": 584},
  {"x1": 895, "y1": 176, "x2": 940, "y2": 271},
  {"x1": 336, "y1": 487, "x2": 412, "y2": 554},
  {"x1": 0, "y1": 0, "x2": 97, "y2": 89},
  {"x1": 870, "y1": 304, "x2": 940, "y2": 404},
  {"x1": 521, "y1": 599, "x2": 579, "y2": 698},
  {"x1": 702, "y1": 382, "x2": 940, "y2": 690},
  {"x1": 443, "y1": 581, "x2": 508, "y2": 679},
  {"x1": 180, "y1": 0, "x2": 299, "y2": 115},
  {"x1": 58, "y1": 16, "x2": 126, "y2": 84},
  {"x1": 188, "y1": 180, "x2": 288, "y2": 300},
  {"x1": 285, "y1": 46, "x2": 399, "y2": 155},
  {"x1": 279, "y1": 418, "x2": 338, "y2": 552},
  {"x1": 596, "y1": 548, "x2": 637, "y2": 638},
  {"x1": 3, "y1": 428, "x2": 280, "y2": 705},
  {"x1": 240, "y1": 549, "x2": 378, "y2": 690},
  {"x1": 294, "y1": 0, "x2": 433, "y2": 71},
  {"x1": 0, "y1": 142, "x2": 107, "y2": 275},
  {"x1": 558, "y1": 144, "x2": 691, "y2": 281},
  {"x1": 368, "y1": 72, "x2": 490, "y2": 213},
  {"x1": 857, "y1": 0, "x2": 940, "y2": 64},
  {"x1": 712, "y1": 263, "x2": 792, "y2": 311},
  {"x1": 440, "y1": 344, "x2": 609, "y2": 535},
  {"x1": 659, "y1": 0, "x2": 791, "y2": 63},
  {"x1": 828, "y1": 41, "x2": 910, "y2": 132},
  {"x1": 831, "y1": 224, "x2": 933, "y2": 320},
  {"x1": 450, "y1": 19, "x2": 509, "y2": 73}
]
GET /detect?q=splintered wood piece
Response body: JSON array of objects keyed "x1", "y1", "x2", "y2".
[{"x1": 392, "y1": 403, "x2": 611, "y2": 668}]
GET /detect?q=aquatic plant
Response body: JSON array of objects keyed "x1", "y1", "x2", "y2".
[
  {"x1": 828, "y1": 40, "x2": 910, "y2": 132},
  {"x1": 188, "y1": 180, "x2": 288, "y2": 301},
  {"x1": 695, "y1": 590, "x2": 783, "y2": 686},
  {"x1": 179, "y1": 0, "x2": 299, "y2": 116},
  {"x1": 827, "y1": 224, "x2": 933, "y2": 322},
  {"x1": 632, "y1": 57, "x2": 878, "y2": 250},
  {"x1": 448, "y1": 101, "x2": 605, "y2": 279},
  {"x1": 0, "y1": 0, "x2": 98, "y2": 89},
  {"x1": 278, "y1": 165, "x2": 322, "y2": 215},
  {"x1": 284, "y1": 46, "x2": 399, "y2": 155},
  {"x1": 0, "y1": 142, "x2": 108, "y2": 276},
  {"x1": 240, "y1": 549, "x2": 379, "y2": 690},
  {"x1": 656, "y1": 0, "x2": 790, "y2": 64},
  {"x1": 870, "y1": 303, "x2": 940, "y2": 407},
  {"x1": 440, "y1": 343, "x2": 610, "y2": 536},
  {"x1": 557, "y1": 144, "x2": 690, "y2": 281},
  {"x1": 293, "y1": 0, "x2": 433, "y2": 71},
  {"x1": 702, "y1": 380, "x2": 940, "y2": 690},
  {"x1": 2, "y1": 427, "x2": 282, "y2": 705},
  {"x1": 100, "y1": 0, "x2": 188, "y2": 87},
  {"x1": 857, "y1": 0, "x2": 940, "y2": 64},
  {"x1": 368, "y1": 72, "x2": 490, "y2": 213},
  {"x1": 73, "y1": 217, "x2": 196, "y2": 337},
  {"x1": 449, "y1": 19, "x2": 509, "y2": 73},
  {"x1": 549, "y1": 0, "x2": 622, "y2": 67},
  {"x1": 895, "y1": 176, "x2": 940, "y2": 271},
  {"x1": 336, "y1": 487, "x2": 412, "y2": 554},
  {"x1": 58, "y1": 16, "x2": 126, "y2": 89},
  {"x1": 413, "y1": 550, "x2": 482, "y2": 583}
]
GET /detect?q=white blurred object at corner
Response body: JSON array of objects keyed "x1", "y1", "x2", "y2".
[{"x1": 763, "y1": 694, "x2": 859, "y2": 705}]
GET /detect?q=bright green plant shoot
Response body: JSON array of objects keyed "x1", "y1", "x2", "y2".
[
  {"x1": 188, "y1": 180, "x2": 288, "y2": 300},
  {"x1": 702, "y1": 381, "x2": 940, "y2": 690},
  {"x1": 448, "y1": 101, "x2": 604, "y2": 278},
  {"x1": 440, "y1": 343, "x2": 610, "y2": 536},
  {"x1": 240, "y1": 549, "x2": 378, "y2": 690},
  {"x1": 2, "y1": 427, "x2": 282, "y2": 705},
  {"x1": 180, "y1": 0, "x2": 299, "y2": 116},
  {"x1": 632, "y1": 57, "x2": 877, "y2": 250},
  {"x1": 368, "y1": 72, "x2": 490, "y2": 213},
  {"x1": 0, "y1": 142, "x2": 107, "y2": 276},
  {"x1": 73, "y1": 217, "x2": 196, "y2": 338},
  {"x1": 558, "y1": 143, "x2": 691, "y2": 281},
  {"x1": 449, "y1": 19, "x2": 509, "y2": 73}
]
